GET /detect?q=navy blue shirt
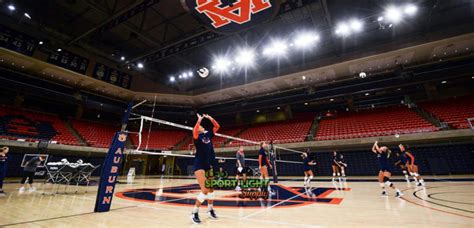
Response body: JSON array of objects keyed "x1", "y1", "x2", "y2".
[
  {"x1": 377, "y1": 151, "x2": 389, "y2": 167},
  {"x1": 303, "y1": 157, "x2": 310, "y2": 171},
  {"x1": 259, "y1": 148, "x2": 268, "y2": 166},
  {"x1": 0, "y1": 154, "x2": 7, "y2": 163},
  {"x1": 194, "y1": 131, "x2": 217, "y2": 168}
]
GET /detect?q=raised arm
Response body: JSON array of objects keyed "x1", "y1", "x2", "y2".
[
  {"x1": 204, "y1": 114, "x2": 220, "y2": 133},
  {"x1": 193, "y1": 114, "x2": 204, "y2": 140},
  {"x1": 372, "y1": 141, "x2": 380, "y2": 153}
]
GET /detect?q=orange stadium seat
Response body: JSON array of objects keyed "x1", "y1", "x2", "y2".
[{"x1": 315, "y1": 106, "x2": 437, "y2": 140}]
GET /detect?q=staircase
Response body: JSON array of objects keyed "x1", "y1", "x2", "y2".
[
  {"x1": 63, "y1": 118, "x2": 87, "y2": 146},
  {"x1": 173, "y1": 135, "x2": 192, "y2": 150},
  {"x1": 224, "y1": 126, "x2": 248, "y2": 146},
  {"x1": 306, "y1": 116, "x2": 320, "y2": 141},
  {"x1": 412, "y1": 104, "x2": 446, "y2": 130}
]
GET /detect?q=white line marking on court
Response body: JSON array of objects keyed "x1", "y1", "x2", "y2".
[{"x1": 241, "y1": 191, "x2": 308, "y2": 220}]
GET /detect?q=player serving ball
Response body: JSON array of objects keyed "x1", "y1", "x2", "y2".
[{"x1": 190, "y1": 113, "x2": 220, "y2": 224}]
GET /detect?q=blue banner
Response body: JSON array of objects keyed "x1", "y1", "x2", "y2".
[{"x1": 94, "y1": 131, "x2": 127, "y2": 212}]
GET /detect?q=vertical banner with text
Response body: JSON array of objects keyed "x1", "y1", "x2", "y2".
[{"x1": 94, "y1": 132, "x2": 127, "y2": 212}]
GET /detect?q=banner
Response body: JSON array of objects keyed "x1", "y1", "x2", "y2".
[
  {"x1": 92, "y1": 63, "x2": 132, "y2": 89},
  {"x1": 48, "y1": 50, "x2": 89, "y2": 74},
  {"x1": 94, "y1": 131, "x2": 127, "y2": 212},
  {"x1": 0, "y1": 25, "x2": 38, "y2": 56},
  {"x1": 182, "y1": 0, "x2": 280, "y2": 34}
]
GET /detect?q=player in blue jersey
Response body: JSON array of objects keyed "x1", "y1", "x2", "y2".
[
  {"x1": 0, "y1": 146, "x2": 9, "y2": 197},
  {"x1": 372, "y1": 141, "x2": 403, "y2": 197},
  {"x1": 190, "y1": 114, "x2": 220, "y2": 224},
  {"x1": 258, "y1": 142, "x2": 273, "y2": 193},
  {"x1": 393, "y1": 150, "x2": 411, "y2": 182},
  {"x1": 301, "y1": 151, "x2": 316, "y2": 187}
]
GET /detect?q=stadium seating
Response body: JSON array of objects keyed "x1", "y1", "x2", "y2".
[
  {"x1": 71, "y1": 119, "x2": 119, "y2": 148},
  {"x1": 0, "y1": 107, "x2": 79, "y2": 145},
  {"x1": 130, "y1": 129, "x2": 188, "y2": 150},
  {"x1": 419, "y1": 96, "x2": 474, "y2": 129},
  {"x1": 228, "y1": 117, "x2": 314, "y2": 146},
  {"x1": 315, "y1": 106, "x2": 437, "y2": 141}
]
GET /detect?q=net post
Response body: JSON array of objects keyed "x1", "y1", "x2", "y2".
[
  {"x1": 270, "y1": 140, "x2": 278, "y2": 183},
  {"x1": 94, "y1": 102, "x2": 132, "y2": 213}
]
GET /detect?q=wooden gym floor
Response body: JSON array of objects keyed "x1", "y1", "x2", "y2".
[{"x1": 0, "y1": 175, "x2": 473, "y2": 227}]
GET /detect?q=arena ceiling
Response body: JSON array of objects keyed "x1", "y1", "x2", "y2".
[{"x1": 1, "y1": 0, "x2": 474, "y2": 97}]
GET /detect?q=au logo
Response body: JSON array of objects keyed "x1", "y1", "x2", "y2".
[
  {"x1": 116, "y1": 184, "x2": 351, "y2": 208},
  {"x1": 182, "y1": 0, "x2": 280, "y2": 33}
]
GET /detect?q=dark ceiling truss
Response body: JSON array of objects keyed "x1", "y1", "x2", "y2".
[
  {"x1": 67, "y1": 0, "x2": 161, "y2": 45},
  {"x1": 73, "y1": 0, "x2": 196, "y2": 70},
  {"x1": 129, "y1": 0, "x2": 320, "y2": 65}
]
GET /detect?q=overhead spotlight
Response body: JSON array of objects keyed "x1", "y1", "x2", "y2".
[
  {"x1": 293, "y1": 32, "x2": 320, "y2": 49},
  {"x1": 302, "y1": 75, "x2": 306, "y2": 80},
  {"x1": 277, "y1": 106, "x2": 281, "y2": 110},
  {"x1": 169, "y1": 76, "x2": 175, "y2": 82},
  {"x1": 441, "y1": 80, "x2": 447, "y2": 84},
  {"x1": 330, "y1": 98, "x2": 334, "y2": 101},
  {"x1": 183, "y1": 72, "x2": 189, "y2": 79},
  {"x1": 212, "y1": 56, "x2": 232, "y2": 73},
  {"x1": 57, "y1": 48, "x2": 62, "y2": 52},
  {"x1": 235, "y1": 48, "x2": 255, "y2": 66},
  {"x1": 349, "y1": 19, "x2": 363, "y2": 32},
  {"x1": 188, "y1": 71, "x2": 193, "y2": 77},
  {"x1": 256, "y1": 110, "x2": 260, "y2": 113},
  {"x1": 24, "y1": 13, "x2": 31, "y2": 19},
  {"x1": 263, "y1": 39, "x2": 287, "y2": 57},
  {"x1": 7, "y1": 5, "x2": 15, "y2": 11},
  {"x1": 120, "y1": 56, "x2": 125, "y2": 61},
  {"x1": 137, "y1": 63, "x2": 144, "y2": 69},
  {"x1": 178, "y1": 74, "x2": 183, "y2": 79},
  {"x1": 403, "y1": 4, "x2": 418, "y2": 16},
  {"x1": 377, "y1": 16, "x2": 384, "y2": 22},
  {"x1": 38, "y1": 41, "x2": 43, "y2": 45},
  {"x1": 365, "y1": 92, "x2": 370, "y2": 96},
  {"x1": 359, "y1": 72, "x2": 367, "y2": 78},
  {"x1": 385, "y1": 6, "x2": 402, "y2": 24},
  {"x1": 304, "y1": 102, "x2": 308, "y2": 106},
  {"x1": 335, "y1": 22, "x2": 350, "y2": 36}
]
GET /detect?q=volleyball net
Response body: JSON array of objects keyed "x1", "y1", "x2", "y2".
[{"x1": 127, "y1": 113, "x2": 305, "y2": 178}]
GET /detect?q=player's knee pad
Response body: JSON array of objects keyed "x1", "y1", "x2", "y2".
[
  {"x1": 402, "y1": 170, "x2": 407, "y2": 174},
  {"x1": 309, "y1": 175, "x2": 313, "y2": 179},
  {"x1": 337, "y1": 173, "x2": 341, "y2": 176},
  {"x1": 332, "y1": 173, "x2": 336, "y2": 176},
  {"x1": 207, "y1": 192, "x2": 215, "y2": 200},
  {"x1": 197, "y1": 192, "x2": 207, "y2": 203},
  {"x1": 414, "y1": 173, "x2": 419, "y2": 177}
]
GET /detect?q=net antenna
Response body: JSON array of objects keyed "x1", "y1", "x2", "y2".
[{"x1": 132, "y1": 113, "x2": 306, "y2": 160}]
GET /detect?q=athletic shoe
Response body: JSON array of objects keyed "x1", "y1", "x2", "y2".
[
  {"x1": 0, "y1": 190, "x2": 5, "y2": 197},
  {"x1": 396, "y1": 192, "x2": 404, "y2": 198},
  {"x1": 19, "y1": 187, "x2": 25, "y2": 193},
  {"x1": 235, "y1": 186, "x2": 241, "y2": 191},
  {"x1": 191, "y1": 213, "x2": 201, "y2": 224},
  {"x1": 381, "y1": 191, "x2": 388, "y2": 197},
  {"x1": 208, "y1": 209, "x2": 218, "y2": 219},
  {"x1": 29, "y1": 187, "x2": 36, "y2": 192}
]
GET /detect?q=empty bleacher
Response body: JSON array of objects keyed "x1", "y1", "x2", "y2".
[
  {"x1": 228, "y1": 116, "x2": 314, "y2": 146},
  {"x1": 71, "y1": 119, "x2": 119, "y2": 148},
  {"x1": 315, "y1": 106, "x2": 437, "y2": 141},
  {"x1": 130, "y1": 129, "x2": 188, "y2": 150},
  {"x1": 419, "y1": 96, "x2": 474, "y2": 129},
  {"x1": 0, "y1": 107, "x2": 79, "y2": 145}
]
